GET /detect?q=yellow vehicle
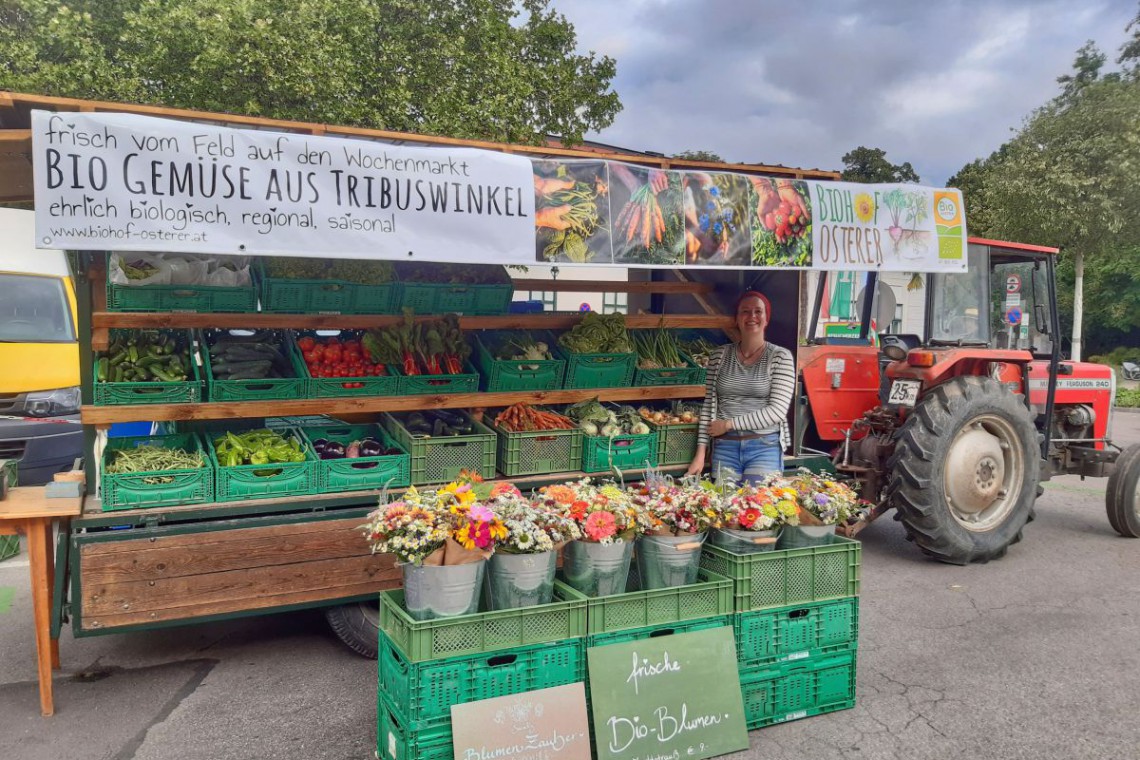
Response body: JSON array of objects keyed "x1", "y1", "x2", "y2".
[{"x1": 0, "y1": 207, "x2": 82, "y2": 484}]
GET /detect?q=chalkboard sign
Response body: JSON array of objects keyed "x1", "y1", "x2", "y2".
[
  {"x1": 451, "y1": 682, "x2": 592, "y2": 760},
  {"x1": 587, "y1": 626, "x2": 748, "y2": 760}
]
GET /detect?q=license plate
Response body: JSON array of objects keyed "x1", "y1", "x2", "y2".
[{"x1": 888, "y1": 379, "x2": 922, "y2": 407}]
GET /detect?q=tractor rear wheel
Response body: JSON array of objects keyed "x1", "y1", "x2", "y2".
[
  {"x1": 888, "y1": 375, "x2": 1039, "y2": 564},
  {"x1": 1106, "y1": 443, "x2": 1140, "y2": 538}
]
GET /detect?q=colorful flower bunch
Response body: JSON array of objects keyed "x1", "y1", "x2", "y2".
[
  {"x1": 787, "y1": 469, "x2": 864, "y2": 526},
  {"x1": 722, "y1": 475, "x2": 801, "y2": 532},
  {"x1": 489, "y1": 486, "x2": 581, "y2": 554},
  {"x1": 629, "y1": 475, "x2": 721, "y2": 536},
  {"x1": 539, "y1": 478, "x2": 648, "y2": 544}
]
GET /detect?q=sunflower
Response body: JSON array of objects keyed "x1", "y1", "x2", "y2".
[{"x1": 854, "y1": 193, "x2": 875, "y2": 224}]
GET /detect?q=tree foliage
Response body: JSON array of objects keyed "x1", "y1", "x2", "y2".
[
  {"x1": 0, "y1": 0, "x2": 621, "y2": 145},
  {"x1": 673, "y1": 150, "x2": 725, "y2": 163},
  {"x1": 839, "y1": 146, "x2": 920, "y2": 184}
]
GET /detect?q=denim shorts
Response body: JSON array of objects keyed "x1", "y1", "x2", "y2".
[{"x1": 710, "y1": 432, "x2": 783, "y2": 485}]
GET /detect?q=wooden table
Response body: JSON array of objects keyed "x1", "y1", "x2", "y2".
[{"x1": 0, "y1": 487, "x2": 82, "y2": 716}]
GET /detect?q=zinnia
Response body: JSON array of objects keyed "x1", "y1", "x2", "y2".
[
  {"x1": 739, "y1": 507, "x2": 761, "y2": 529},
  {"x1": 584, "y1": 511, "x2": 617, "y2": 541}
]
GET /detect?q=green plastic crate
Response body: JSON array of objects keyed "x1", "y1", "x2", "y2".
[
  {"x1": 571, "y1": 567, "x2": 732, "y2": 637},
  {"x1": 629, "y1": 331, "x2": 707, "y2": 386},
  {"x1": 394, "y1": 360, "x2": 480, "y2": 396},
  {"x1": 0, "y1": 535, "x2": 19, "y2": 563},
  {"x1": 585, "y1": 614, "x2": 733, "y2": 650},
  {"x1": 288, "y1": 329, "x2": 399, "y2": 398},
  {"x1": 472, "y1": 331, "x2": 566, "y2": 392},
  {"x1": 257, "y1": 259, "x2": 398, "y2": 314},
  {"x1": 206, "y1": 427, "x2": 318, "y2": 502},
  {"x1": 106, "y1": 254, "x2": 258, "y2": 312},
  {"x1": 382, "y1": 412, "x2": 496, "y2": 485},
  {"x1": 396, "y1": 264, "x2": 514, "y2": 315},
  {"x1": 379, "y1": 631, "x2": 585, "y2": 730},
  {"x1": 554, "y1": 343, "x2": 636, "y2": 390},
  {"x1": 300, "y1": 423, "x2": 410, "y2": 493},
  {"x1": 377, "y1": 579, "x2": 587, "y2": 663},
  {"x1": 101, "y1": 432, "x2": 213, "y2": 511},
  {"x1": 735, "y1": 597, "x2": 859, "y2": 667},
  {"x1": 649, "y1": 419, "x2": 699, "y2": 466},
  {"x1": 700, "y1": 535, "x2": 861, "y2": 613},
  {"x1": 582, "y1": 430, "x2": 658, "y2": 473},
  {"x1": 740, "y1": 651, "x2": 857, "y2": 729},
  {"x1": 378, "y1": 697, "x2": 452, "y2": 760},
  {"x1": 491, "y1": 418, "x2": 582, "y2": 477},
  {"x1": 93, "y1": 330, "x2": 204, "y2": 406},
  {"x1": 200, "y1": 329, "x2": 310, "y2": 402}
]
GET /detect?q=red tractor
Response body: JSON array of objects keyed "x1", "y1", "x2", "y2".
[{"x1": 797, "y1": 238, "x2": 1139, "y2": 564}]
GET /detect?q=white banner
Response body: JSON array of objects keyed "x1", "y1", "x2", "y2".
[{"x1": 31, "y1": 111, "x2": 536, "y2": 264}]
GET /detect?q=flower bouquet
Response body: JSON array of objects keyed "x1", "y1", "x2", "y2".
[
  {"x1": 362, "y1": 477, "x2": 506, "y2": 620},
  {"x1": 540, "y1": 478, "x2": 648, "y2": 596},
  {"x1": 710, "y1": 475, "x2": 801, "y2": 554},
  {"x1": 630, "y1": 473, "x2": 721, "y2": 588},
  {"x1": 485, "y1": 484, "x2": 581, "y2": 609},
  {"x1": 779, "y1": 469, "x2": 863, "y2": 548}
]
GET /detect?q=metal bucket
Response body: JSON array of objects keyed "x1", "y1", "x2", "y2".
[
  {"x1": 561, "y1": 540, "x2": 634, "y2": 597},
  {"x1": 486, "y1": 551, "x2": 557, "y2": 609},
  {"x1": 777, "y1": 524, "x2": 835, "y2": 549},
  {"x1": 401, "y1": 561, "x2": 486, "y2": 621},
  {"x1": 636, "y1": 533, "x2": 706, "y2": 589},
  {"x1": 710, "y1": 527, "x2": 781, "y2": 554}
]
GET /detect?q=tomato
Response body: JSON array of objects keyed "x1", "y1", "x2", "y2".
[
  {"x1": 326, "y1": 337, "x2": 340, "y2": 346},
  {"x1": 297, "y1": 336, "x2": 316, "y2": 352},
  {"x1": 310, "y1": 344, "x2": 325, "y2": 361},
  {"x1": 325, "y1": 345, "x2": 343, "y2": 363}
]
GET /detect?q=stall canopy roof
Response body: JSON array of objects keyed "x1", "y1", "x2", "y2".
[{"x1": 0, "y1": 91, "x2": 838, "y2": 207}]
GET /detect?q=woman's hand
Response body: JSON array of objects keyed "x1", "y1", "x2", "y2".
[
  {"x1": 685, "y1": 448, "x2": 706, "y2": 477},
  {"x1": 776, "y1": 179, "x2": 810, "y2": 222},
  {"x1": 708, "y1": 419, "x2": 733, "y2": 437}
]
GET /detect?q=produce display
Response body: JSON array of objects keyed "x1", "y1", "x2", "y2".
[
  {"x1": 207, "y1": 331, "x2": 295, "y2": 380},
  {"x1": 363, "y1": 313, "x2": 470, "y2": 376},
  {"x1": 213, "y1": 429, "x2": 307, "y2": 467},
  {"x1": 106, "y1": 444, "x2": 205, "y2": 483},
  {"x1": 632, "y1": 329, "x2": 689, "y2": 369},
  {"x1": 681, "y1": 335, "x2": 721, "y2": 368},
  {"x1": 263, "y1": 257, "x2": 394, "y2": 283},
  {"x1": 398, "y1": 409, "x2": 477, "y2": 438},
  {"x1": 310, "y1": 434, "x2": 401, "y2": 460},
  {"x1": 395, "y1": 262, "x2": 509, "y2": 284},
  {"x1": 493, "y1": 404, "x2": 576, "y2": 432},
  {"x1": 491, "y1": 333, "x2": 553, "y2": 363},
  {"x1": 638, "y1": 403, "x2": 700, "y2": 425},
  {"x1": 557, "y1": 312, "x2": 632, "y2": 354},
  {"x1": 97, "y1": 330, "x2": 193, "y2": 383},
  {"x1": 566, "y1": 398, "x2": 651, "y2": 437},
  {"x1": 295, "y1": 334, "x2": 389, "y2": 387}
]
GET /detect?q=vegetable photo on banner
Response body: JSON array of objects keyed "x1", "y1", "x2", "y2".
[
  {"x1": 533, "y1": 159, "x2": 612, "y2": 264},
  {"x1": 681, "y1": 171, "x2": 754, "y2": 266},
  {"x1": 750, "y1": 177, "x2": 813, "y2": 267},
  {"x1": 609, "y1": 163, "x2": 686, "y2": 266}
]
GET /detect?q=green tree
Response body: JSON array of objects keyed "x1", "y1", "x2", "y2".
[
  {"x1": 673, "y1": 150, "x2": 724, "y2": 163},
  {"x1": 839, "y1": 146, "x2": 920, "y2": 183},
  {"x1": 0, "y1": 0, "x2": 620, "y2": 145}
]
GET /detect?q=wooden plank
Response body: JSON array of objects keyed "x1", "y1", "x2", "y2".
[
  {"x1": 81, "y1": 553, "x2": 398, "y2": 619},
  {"x1": 82, "y1": 578, "x2": 396, "y2": 631},
  {"x1": 511, "y1": 279, "x2": 714, "y2": 295},
  {"x1": 0, "y1": 488, "x2": 83, "y2": 520},
  {"x1": 80, "y1": 384, "x2": 705, "y2": 424},
  {"x1": 91, "y1": 311, "x2": 733, "y2": 331},
  {"x1": 89, "y1": 256, "x2": 109, "y2": 350},
  {"x1": 79, "y1": 515, "x2": 372, "y2": 566}
]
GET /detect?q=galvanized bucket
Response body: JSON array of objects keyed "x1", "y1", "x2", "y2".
[
  {"x1": 485, "y1": 551, "x2": 557, "y2": 609},
  {"x1": 636, "y1": 533, "x2": 706, "y2": 589},
  {"x1": 777, "y1": 524, "x2": 835, "y2": 549},
  {"x1": 561, "y1": 540, "x2": 634, "y2": 597},
  {"x1": 400, "y1": 560, "x2": 486, "y2": 621},
  {"x1": 710, "y1": 527, "x2": 781, "y2": 554}
]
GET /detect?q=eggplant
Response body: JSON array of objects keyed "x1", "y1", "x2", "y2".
[
  {"x1": 382, "y1": 447, "x2": 403, "y2": 456},
  {"x1": 322, "y1": 441, "x2": 346, "y2": 459},
  {"x1": 311, "y1": 438, "x2": 330, "y2": 454},
  {"x1": 359, "y1": 439, "x2": 385, "y2": 457}
]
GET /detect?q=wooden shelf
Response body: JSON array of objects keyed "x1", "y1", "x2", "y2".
[
  {"x1": 511, "y1": 279, "x2": 714, "y2": 294},
  {"x1": 90, "y1": 312, "x2": 732, "y2": 350},
  {"x1": 81, "y1": 385, "x2": 705, "y2": 425}
]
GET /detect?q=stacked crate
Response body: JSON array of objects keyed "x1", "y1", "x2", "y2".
[
  {"x1": 375, "y1": 581, "x2": 588, "y2": 760},
  {"x1": 700, "y1": 534, "x2": 861, "y2": 729}
]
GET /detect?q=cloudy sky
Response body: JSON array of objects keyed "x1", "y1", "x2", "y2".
[{"x1": 555, "y1": 0, "x2": 1135, "y2": 185}]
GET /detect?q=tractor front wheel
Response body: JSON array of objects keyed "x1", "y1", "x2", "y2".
[
  {"x1": 1106, "y1": 443, "x2": 1140, "y2": 538},
  {"x1": 888, "y1": 375, "x2": 1039, "y2": 564}
]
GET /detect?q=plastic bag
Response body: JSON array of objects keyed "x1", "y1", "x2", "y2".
[
  {"x1": 109, "y1": 252, "x2": 174, "y2": 286},
  {"x1": 109, "y1": 252, "x2": 252, "y2": 287}
]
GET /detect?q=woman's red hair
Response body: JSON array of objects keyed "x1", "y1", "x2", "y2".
[{"x1": 735, "y1": 290, "x2": 771, "y2": 316}]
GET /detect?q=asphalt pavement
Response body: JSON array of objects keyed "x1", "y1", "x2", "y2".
[{"x1": 2, "y1": 413, "x2": 1138, "y2": 760}]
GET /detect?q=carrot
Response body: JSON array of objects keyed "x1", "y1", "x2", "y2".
[
  {"x1": 536, "y1": 204, "x2": 573, "y2": 231},
  {"x1": 627, "y1": 206, "x2": 641, "y2": 242}
]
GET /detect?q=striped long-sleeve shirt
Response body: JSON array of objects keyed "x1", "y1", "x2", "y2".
[{"x1": 697, "y1": 343, "x2": 796, "y2": 446}]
